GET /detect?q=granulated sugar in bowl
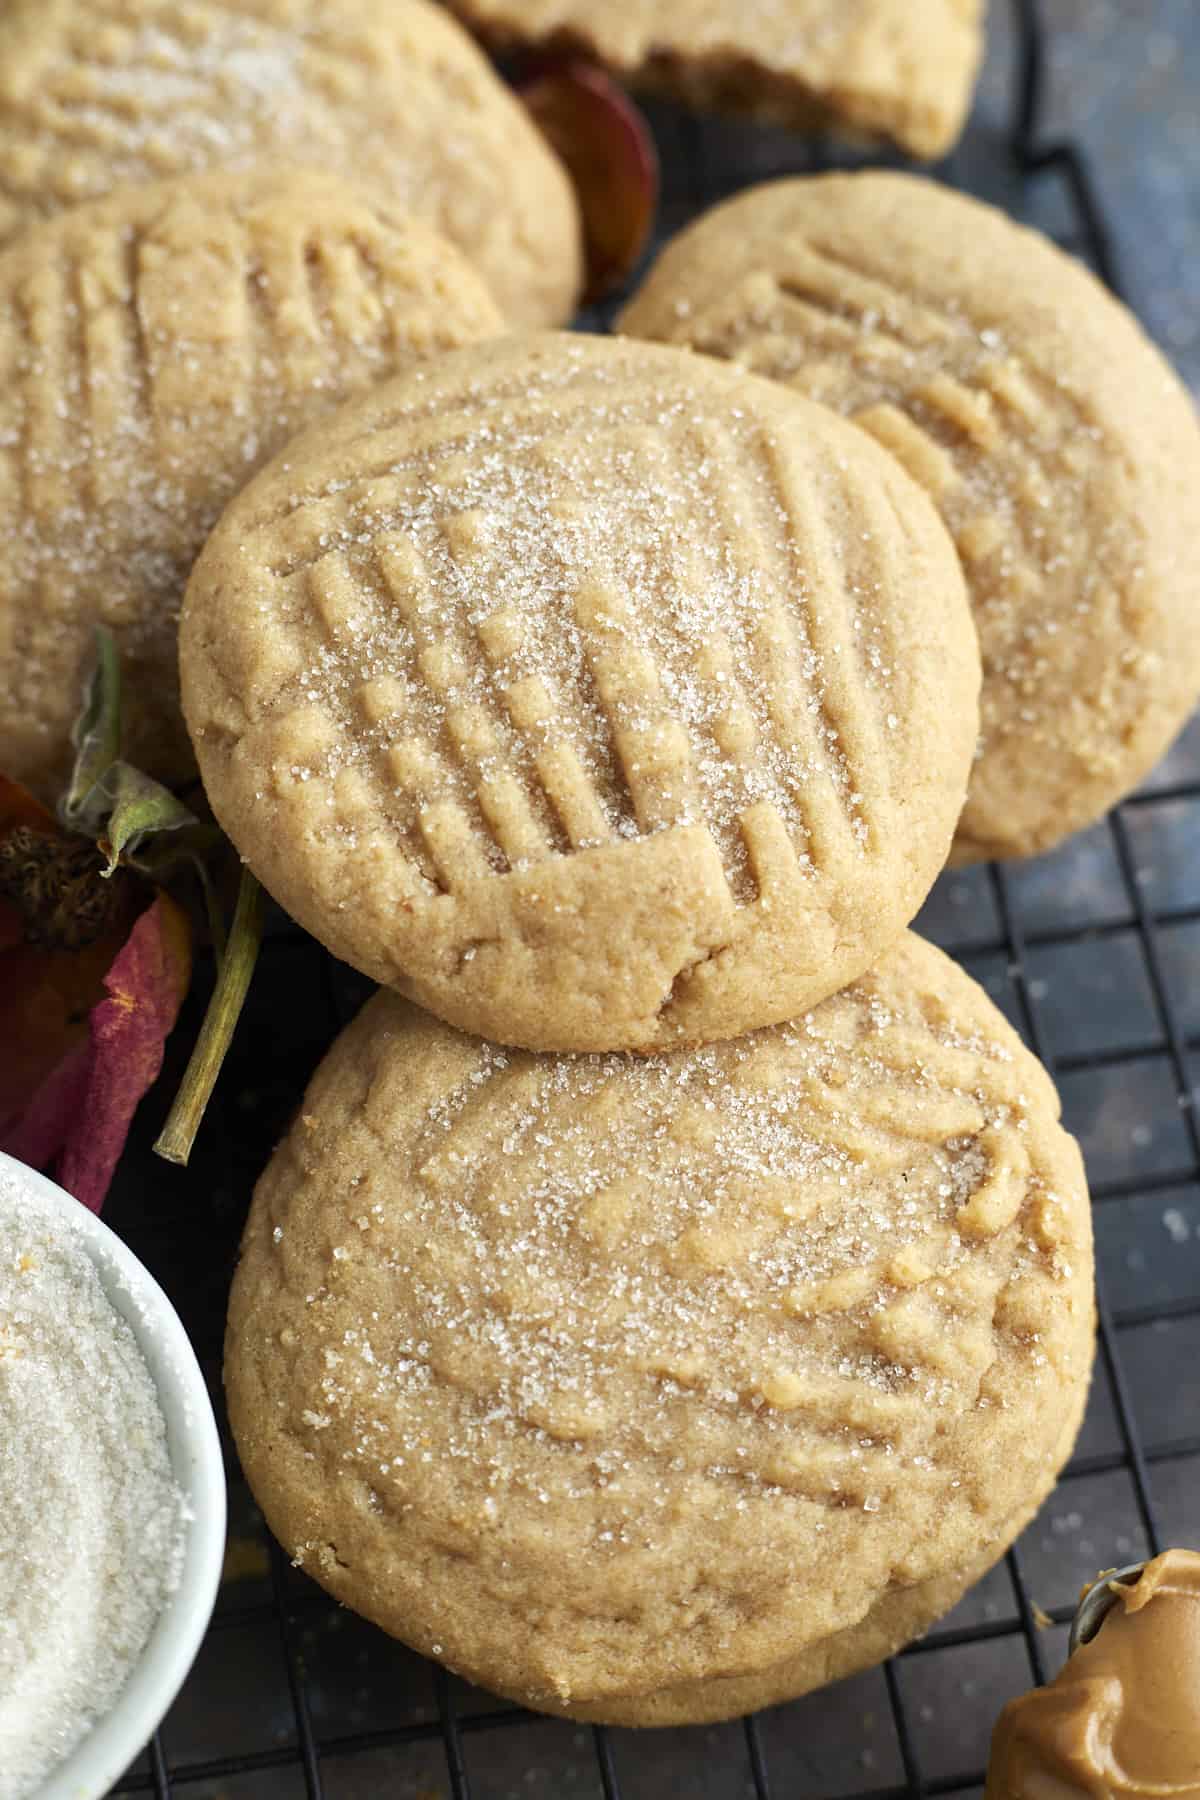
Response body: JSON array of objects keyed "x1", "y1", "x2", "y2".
[{"x1": 0, "y1": 1152, "x2": 225, "y2": 1800}]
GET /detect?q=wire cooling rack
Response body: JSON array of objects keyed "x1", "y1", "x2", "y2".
[{"x1": 102, "y1": 0, "x2": 1200, "y2": 1792}]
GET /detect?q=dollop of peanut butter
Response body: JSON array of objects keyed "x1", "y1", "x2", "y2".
[{"x1": 986, "y1": 1549, "x2": 1200, "y2": 1798}]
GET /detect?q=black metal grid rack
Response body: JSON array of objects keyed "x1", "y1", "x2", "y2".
[{"x1": 102, "y1": 0, "x2": 1200, "y2": 1792}]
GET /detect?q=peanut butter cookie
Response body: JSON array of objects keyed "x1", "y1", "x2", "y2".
[
  {"x1": 0, "y1": 0, "x2": 582, "y2": 327},
  {"x1": 0, "y1": 167, "x2": 503, "y2": 797},
  {"x1": 589, "y1": 1390, "x2": 1088, "y2": 1725},
  {"x1": 445, "y1": 0, "x2": 984, "y2": 160},
  {"x1": 225, "y1": 931, "x2": 1094, "y2": 1724},
  {"x1": 181, "y1": 333, "x2": 979, "y2": 1053},
  {"x1": 620, "y1": 172, "x2": 1200, "y2": 862}
]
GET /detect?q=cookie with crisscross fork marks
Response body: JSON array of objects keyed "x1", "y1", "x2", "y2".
[
  {"x1": 0, "y1": 166, "x2": 503, "y2": 797},
  {"x1": 0, "y1": 0, "x2": 581, "y2": 327},
  {"x1": 181, "y1": 333, "x2": 979, "y2": 1051},
  {"x1": 620, "y1": 172, "x2": 1200, "y2": 862},
  {"x1": 224, "y1": 931, "x2": 1093, "y2": 1723}
]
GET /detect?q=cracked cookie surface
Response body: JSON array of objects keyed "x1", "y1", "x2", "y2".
[
  {"x1": 180, "y1": 332, "x2": 979, "y2": 1052},
  {"x1": 0, "y1": 166, "x2": 503, "y2": 797},
  {"x1": 444, "y1": 0, "x2": 984, "y2": 159},
  {"x1": 620, "y1": 172, "x2": 1200, "y2": 861},
  {"x1": 0, "y1": 0, "x2": 582, "y2": 327},
  {"x1": 225, "y1": 932, "x2": 1094, "y2": 1722}
]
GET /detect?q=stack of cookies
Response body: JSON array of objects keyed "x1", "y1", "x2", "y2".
[
  {"x1": 2, "y1": 0, "x2": 1198, "y2": 1730},
  {"x1": 188, "y1": 326, "x2": 1103, "y2": 1723}
]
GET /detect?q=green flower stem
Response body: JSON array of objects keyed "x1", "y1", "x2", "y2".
[{"x1": 154, "y1": 867, "x2": 265, "y2": 1166}]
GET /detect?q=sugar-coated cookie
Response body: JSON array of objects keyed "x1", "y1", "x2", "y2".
[
  {"x1": 0, "y1": 0, "x2": 582, "y2": 326},
  {"x1": 0, "y1": 168, "x2": 503, "y2": 796},
  {"x1": 620, "y1": 172, "x2": 1200, "y2": 862},
  {"x1": 225, "y1": 932, "x2": 1094, "y2": 1724},
  {"x1": 445, "y1": 0, "x2": 984, "y2": 159},
  {"x1": 181, "y1": 333, "x2": 979, "y2": 1052}
]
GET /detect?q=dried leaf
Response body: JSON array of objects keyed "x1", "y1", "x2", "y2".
[
  {"x1": 93, "y1": 759, "x2": 210, "y2": 875},
  {"x1": 55, "y1": 636, "x2": 222, "y2": 936},
  {"x1": 54, "y1": 894, "x2": 192, "y2": 1211},
  {"x1": 61, "y1": 626, "x2": 122, "y2": 832},
  {"x1": 520, "y1": 61, "x2": 659, "y2": 301}
]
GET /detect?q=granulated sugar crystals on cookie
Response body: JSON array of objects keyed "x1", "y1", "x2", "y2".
[
  {"x1": 0, "y1": 167, "x2": 503, "y2": 797},
  {"x1": 224, "y1": 932, "x2": 1094, "y2": 1725},
  {"x1": 181, "y1": 333, "x2": 980, "y2": 1053},
  {"x1": 620, "y1": 172, "x2": 1200, "y2": 862},
  {"x1": 444, "y1": 0, "x2": 984, "y2": 159},
  {"x1": 0, "y1": 0, "x2": 582, "y2": 327}
]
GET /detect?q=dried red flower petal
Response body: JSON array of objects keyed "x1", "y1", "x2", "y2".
[
  {"x1": 0, "y1": 776, "x2": 140, "y2": 1137},
  {"x1": 3, "y1": 895, "x2": 192, "y2": 1211},
  {"x1": 520, "y1": 61, "x2": 659, "y2": 301},
  {"x1": 0, "y1": 769, "x2": 192, "y2": 1210},
  {"x1": 55, "y1": 894, "x2": 192, "y2": 1211}
]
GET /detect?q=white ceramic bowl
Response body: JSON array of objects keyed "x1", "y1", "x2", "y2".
[{"x1": 0, "y1": 1152, "x2": 226, "y2": 1800}]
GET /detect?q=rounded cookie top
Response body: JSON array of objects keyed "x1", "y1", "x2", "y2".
[
  {"x1": 620, "y1": 172, "x2": 1200, "y2": 861},
  {"x1": 445, "y1": 0, "x2": 983, "y2": 160},
  {"x1": 225, "y1": 932, "x2": 1094, "y2": 1720},
  {"x1": 0, "y1": 167, "x2": 503, "y2": 797},
  {"x1": 0, "y1": 0, "x2": 581, "y2": 328},
  {"x1": 181, "y1": 332, "x2": 979, "y2": 1052}
]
